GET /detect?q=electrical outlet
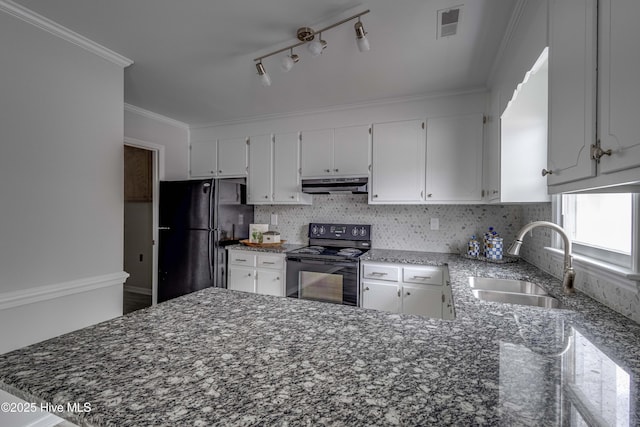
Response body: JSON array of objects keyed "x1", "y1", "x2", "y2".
[
  {"x1": 271, "y1": 214, "x2": 278, "y2": 226},
  {"x1": 430, "y1": 218, "x2": 439, "y2": 230}
]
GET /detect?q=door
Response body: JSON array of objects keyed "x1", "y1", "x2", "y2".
[
  {"x1": 273, "y1": 132, "x2": 301, "y2": 202},
  {"x1": 333, "y1": 125, "x2": 370, "y2": 176},
  {"x1": 190, "y1": 140, "x2": 217, "y2": 177},
  {"x1": 159, "y1": 179, "x2": 213, "y2": 230},
  {"x1": 361, "y1": 281, "x2": 400, "y2": 313},
  {"x1": 598, "y1": 0, "x2": 640, "y2": 175},
  {"x1": 547, "y1": 0, "x2": 597, "y2": 185},
  {"x1": 248, "y1": 134, "x2": 273, "y2": 203},
  {"x1": 426, "y1": 114, "x2": 483, "y2": 201},
  {"x1": 402, "y1": 284, "x2": 442, "y2": 318},
  {"x1": 228, "y1": 266, "x2": 255, "y2": 293},
  {"x1": 217, "y1": 137, "x2": 248, "y2": 177},
  {"x1": 285, "y1": 258, "x2": 358, "y2": 305},
  {"x1": 371, "y1": 119, "x2": 425, "y2": 203},
  {"x1": 301, "y1": 129, "x2": 333, "y2": 177},
  {"x1": 158, "y1": 229, "x2": 213, "y2": 302},
  {"x1": 256, "y1": 269, "x2": 283, "y2": 297}
]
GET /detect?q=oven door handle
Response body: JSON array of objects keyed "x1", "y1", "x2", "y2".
[{"x1": 288, "y1": 257, "x2": 357, "y2": 267}]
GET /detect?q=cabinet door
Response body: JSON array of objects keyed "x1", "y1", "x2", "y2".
[
  {"x1": 361, "y1": 281, "x2": 400, "y2": 313},
  {"x1": 371, "y1": 120, "x2": 425, "y2": 203},
  {"x1": 256, "y1": 269, "x2": 284, "y2": 297},
  {"x1": 301, "y1": 129, "x2": 333, "y2": 178},
  {"x1": 248, "y1": 134, "x2": 273, "y2": 203},
  {"x1": 426, "y1": 114, "x2": 483, "y2": 202},
  {"x1": 402, "y1": 283, "x2": 442, "y2": 318},
  {"x1": 598, "y1": 0, "x2": 640, "y2": 175},
  {"x1": 333, "y1": 125, "x2": 371, "y2": 177},
  {"x1": 273, "y1": 132, "x2": 302, "y2": 202},
  {"x1": 228, "y1": 266, "x2": 255, "y2": 293},
  {"x1": 217, "y1": 137, "x2": 248, "y2": 177},
  {"x1": 547, "y1": 0, "x2": 597, "y2": 185},
  {"x1": 190, "y1": 141, "x2": 217, "y2": 177}
]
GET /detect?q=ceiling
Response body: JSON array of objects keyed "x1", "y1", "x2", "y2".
[{"x1": 13, "y1": 0, "x2": 516, "y2": 126}]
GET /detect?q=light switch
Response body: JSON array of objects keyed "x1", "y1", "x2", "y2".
[
  {"x1": 271, "y1": 214, "x2": 278, "y2": 226},
  {"x1": 430, "y1": 218, "x2": 439, "y2": 230}
]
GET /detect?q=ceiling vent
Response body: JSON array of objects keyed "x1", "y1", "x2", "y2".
[{"x1": 437, "y1": 6, "x2": 462, "y2": 38}]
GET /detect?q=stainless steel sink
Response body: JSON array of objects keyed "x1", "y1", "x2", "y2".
[
  {"x1": 468, "y1": 277, "x2": 548, "y2": 295},
  {"x1": 471, "y1": 289, "x2": 562, "y2": 309}
]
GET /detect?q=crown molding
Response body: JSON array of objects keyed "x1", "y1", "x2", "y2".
[
  {"x1": 124, "y1": 103, "x2": 190, "y2": 130},
  {"x1": 190, "y1": 87, "x2": 489, "y2": 129},
  {"x1": 486, "y1": 0, "x2": 528, "y2": 87},
  {"x1": 0, "y1": 0, "x2": 133, "y2": 68}
]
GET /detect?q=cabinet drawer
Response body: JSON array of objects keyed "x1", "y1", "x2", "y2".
[
  {"x1": 402, "y1": 266, "x2": 443, "y2": 285},
  {"x1": 257, "y1": 254, "x2": 284, "y2": 269},
  {"x1": 362, "y1": 264, "x2": 399, "y2": 282},
  {"x1": 228, "y1": 251, "x2": 257, "y2": 267}
]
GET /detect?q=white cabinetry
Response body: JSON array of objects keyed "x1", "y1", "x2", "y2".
[
  {"x1": 190, "y1": 138, "x2": 248, "y2": 178},
  {"x1": 361, "y1": 262, "x2": 453, "y2": 319},
  {"x1": 370, "y1": 119, "x2": 425, "y2": 203},
  {"x1": 301, "y1": 125, "x2": 370, "y2": 178},
  {"x1": 426, "y1": 114, "x2": 484, "y2": 202},
  {"x1": 547, "y1": 0, "x2": 640, "y2": 192},
  {"x1": 227, "y1": 250, "x2": 285, "y2": 297},
  {"x1": 247, "y1": 133, "x2": 312, "y2": 205}
]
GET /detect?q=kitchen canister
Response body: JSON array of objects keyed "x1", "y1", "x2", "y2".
[
  {"x1": 467, "y1": 235, "x2": 480, "y2": 257},
  {"x1": 485, "y1": 237, "x2": 504, "y2": 260}
]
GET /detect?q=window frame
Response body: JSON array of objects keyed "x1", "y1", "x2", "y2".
[{"x1": 552, "y1": 194, "x2": 640, "y2": 275}]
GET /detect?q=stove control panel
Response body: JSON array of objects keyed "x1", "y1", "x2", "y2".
[{"x1": 308, "y1": 223, "x2": 371, "y2": 241}]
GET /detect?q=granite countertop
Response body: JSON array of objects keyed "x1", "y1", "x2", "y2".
[
  {"x1": 225, "y1": 243, "x2": 305, "y2": 254},
  {"x1": 1, "y1": 251, "x2": 639, "y2": 426}
]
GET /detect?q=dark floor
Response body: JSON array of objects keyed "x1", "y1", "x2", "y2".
[{"x1": 123, "y1": 291, "x2": 152, "y2": 314}]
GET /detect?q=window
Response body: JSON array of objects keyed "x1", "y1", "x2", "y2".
[{"x1": 558, "y1": 193, "x2": 638, "y2": 270}]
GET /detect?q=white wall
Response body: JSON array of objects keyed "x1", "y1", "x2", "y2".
[
  {"x1": 0, "y1": 9, "x2": 129, "y2": 353},
  {"x1": 190, "y1": 90, "x2": 487, "y2": 142},
  {"x1": 124, "y1": 106, "x2": 190, "y2": 180}
]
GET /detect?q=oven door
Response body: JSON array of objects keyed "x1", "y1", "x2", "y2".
[{"x1": 286, "y1": 257, "x2": 359, "y2": 306}]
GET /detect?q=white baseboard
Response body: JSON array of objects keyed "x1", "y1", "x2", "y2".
[
  {"x1": 0, "y1": 272, "x2": 129, "y2": 354},
  {"x1": 124, "y1": 285, "x2": 152, "y2": 296}
]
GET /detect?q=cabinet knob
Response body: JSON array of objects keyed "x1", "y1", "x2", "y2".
[
  {"x1": 364, "y1": 287, "x2": 370, "y2": 291},
  {"x1": 373, "y1": 194, "x2": 378, "y2": 198},
  {"x1": 591, "y1": 144, "x2": 613, "y2": 161},
  {"x1": 397, "y1": 289, "x2": 401, "y2": 297},
  {"x1": 406, "y1": 291, "x2": 411, "y2": 296},
  {"x1": 264, "y1": 195, "x2": 269, "y2": 199},
  {"x1": 334, "y1": 169, "x2": 339, "y2": 172},
  {"x1": 219, "y1": 170, "x2": 223, "y2": 174},
  {"x1": 290, "y1": 195, "x2": 295, "y2": 199},
  {"x1": 276, "y1": 277, "x2": 280, "y2": 280},
  {"x1": 210, "y1": 171, "x2": 215, "y2": 174},
  {"x1": 427, "y1": 193, "x2": 432, "y2": 198},
  {"x1": 492, "y1": 190, "x2": 499, "y2": 194},
  {"x1": 541, "y1": 169, "x2": 553, "y2": 177},
  {"x1": 247, "y1": 273, "x2": 252, "y2": 277}
]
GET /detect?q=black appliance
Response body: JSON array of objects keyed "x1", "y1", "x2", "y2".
[
  {"x1": 286, "y1": 223, "x2": 371, "y2": 306},
  {"x1": 158, "y1": 178, "x2": 254, "y2": 302},
  {"x1": 301, "y1": 177, "x2": 368, "y2": 194}
]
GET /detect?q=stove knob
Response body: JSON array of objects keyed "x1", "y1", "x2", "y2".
[
  {"x1": 311, "y1": 226, "x2": 318, "y2": 235},
  {"x1": 360, "y1": 227, "x2": 367, "y2": 236},
  {"x1": 319, "y1": 226, "x2": 326, "y2": 234},
  {"x1": 351, "y1": 228, "x2": 358, "y2": 236}
]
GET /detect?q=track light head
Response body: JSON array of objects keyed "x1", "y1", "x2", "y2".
[
  {"x1": 280, "y1": 50, "x2": 299, "y2": 72},
  {"x1": 307, "y1": 33, "x2": 327, "y2": 57},
  {"x1": 354, "y1": 20, "x2": 370, "y2": 52},
  {"x1": 255, "y1": 62, "x2": 271, "y2": 86}
]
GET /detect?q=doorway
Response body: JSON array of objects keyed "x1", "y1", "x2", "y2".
[{"x1": 123, "y1": 143, "x2": 158, "y2": 313}]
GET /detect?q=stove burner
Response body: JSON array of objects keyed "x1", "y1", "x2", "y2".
[
  {"x1": 295, "y1": 246, "x2": 325, "y2": 254},
  {"x1": 337, "y1": 248, "x2": 362, "y2": 256}
]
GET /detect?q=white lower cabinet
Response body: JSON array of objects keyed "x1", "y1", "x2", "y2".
[
  {"x1": 227, "y1": 250, "x2": 285, "y2": 297},
  {"x1": 361, "y1": 261, "x2": 453, "y2": 319}
]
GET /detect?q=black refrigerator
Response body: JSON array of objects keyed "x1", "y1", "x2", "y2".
[{"x1": 158, "y1": 178, "x2": 254, "y2": 302}]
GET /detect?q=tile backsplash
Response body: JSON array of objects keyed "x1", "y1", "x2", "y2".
[{"x1": 255, "y1": 194, "x2": 522, "y2": 253}]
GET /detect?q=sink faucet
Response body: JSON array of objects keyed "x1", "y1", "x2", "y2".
[{"x1": 507, "y1": 221, "x2": 576, "y2": 295}]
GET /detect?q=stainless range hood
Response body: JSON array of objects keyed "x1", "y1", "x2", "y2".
[{"x1": 302, "y1": 177, "x2": 368, "y2": 194}]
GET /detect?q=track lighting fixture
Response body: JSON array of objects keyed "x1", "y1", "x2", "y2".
[
  {"x1": 253, "y1": 9, "x2": 370, "y2": 86},
  {"x1": 255, "y1": 62, "x2": 271, "y2": 87}
]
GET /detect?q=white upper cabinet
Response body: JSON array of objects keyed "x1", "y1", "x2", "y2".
[
  {"x1": 190, "y1": 138, "x2": 248, "y2": 178},
  {"x1": 370, "y1": 119, "x2": 426, "y2": 203},
  {"x1": 300, "y1": 125, "x2": 370, "y2": 178},
  {"x1": 597, "y1": 0, "x2": 640, "y2": 176},
  {"x1": 273, "y1": 132, "x2": 312, "y2": 204},
  {"x1": 547, "y1": 0, "x2": 640, "y2": 192},
  {"x1": 190, "y1": 140, "x2": 218, "y2": 177},
  {"x1": 247, "y1": 134, "x2": 273, "y2": 204},
  {"x1": 426, "y1": 114, "x2": 484, "y2": 202},
  {"x1": 547, "y1": 0, "x2": 597, "y2": 186},
  {"x1": 217, "y1": 137, "x2": 248, "y2": 177},
  {"x1": 301, "y1": 129, "x2": 333, "y2": 177}
]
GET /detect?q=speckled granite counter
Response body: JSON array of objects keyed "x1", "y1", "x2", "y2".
[
  {"x1": 1, "y1": 251, "x2": 638, "y2": 426},
  {"x1": 225, "y1": 243, "x2": 305, "y2": 254}
]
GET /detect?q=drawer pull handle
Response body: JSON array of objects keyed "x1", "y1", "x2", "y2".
[
  {"x1": 235, "y1": 259, "x2": 247, "y2": 262},
  {"x1": 412, "y1": 276, "x2": 431, "y2": 280},
  {"x1": 262, "y1": 262, "x2": 276, "y2": 265},
  {"x1": 370, "y1": 272, "x2": 387, "y2": 276}
]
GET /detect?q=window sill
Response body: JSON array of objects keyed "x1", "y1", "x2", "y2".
[{"x1": 544, "y1": 247, "x2": 640, "y2": 292}]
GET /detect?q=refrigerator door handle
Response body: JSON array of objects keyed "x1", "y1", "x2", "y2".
[
  {"x1": 159, "y1": 227, "x2": 171, "y2": 230},
  {"x1": 208, "y1": 231, "x2": 214, "y2": 281}
]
